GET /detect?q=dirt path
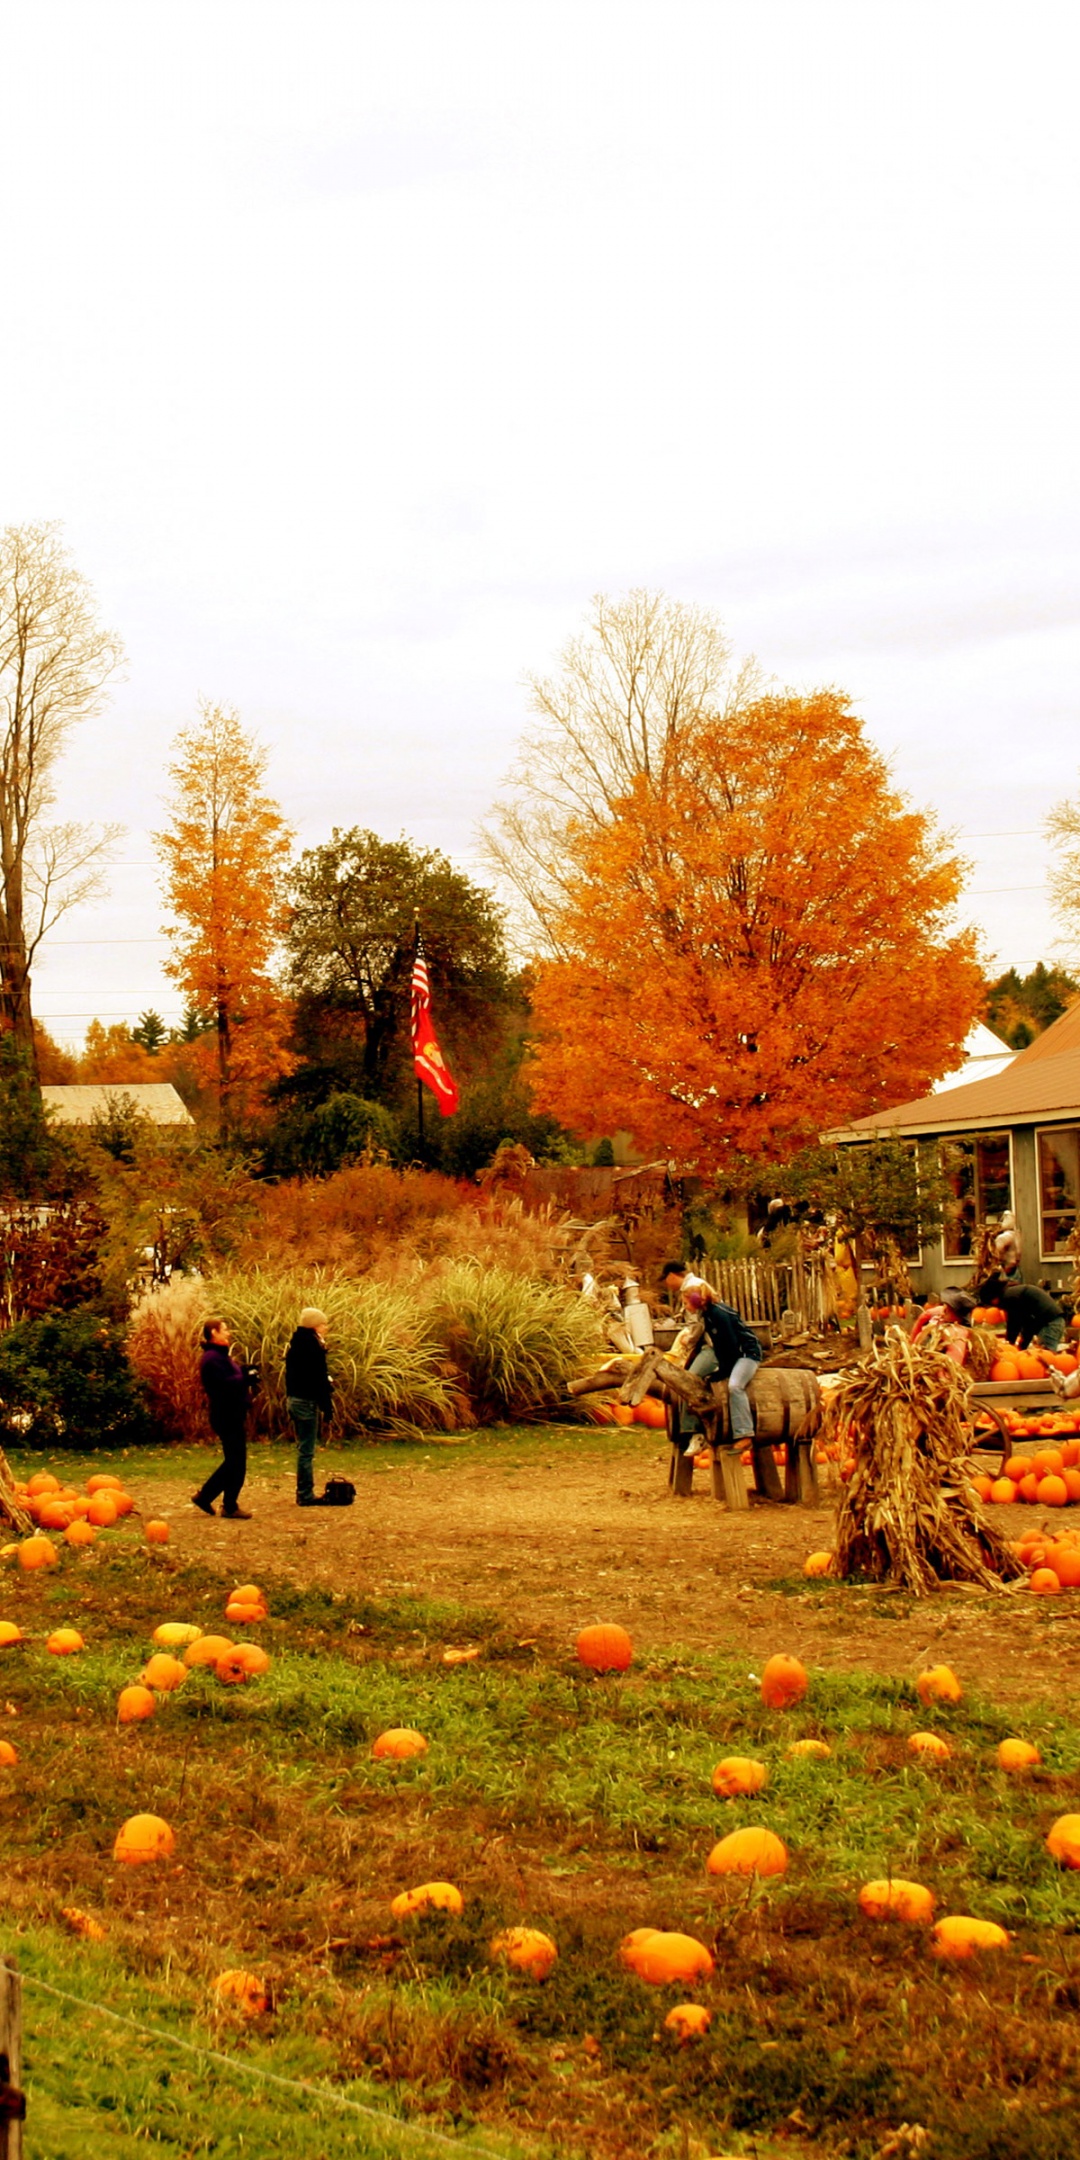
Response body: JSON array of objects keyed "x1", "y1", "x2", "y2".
[{"x1": 136, "y1": 1441, "x2": 1080, "y2": 1704}]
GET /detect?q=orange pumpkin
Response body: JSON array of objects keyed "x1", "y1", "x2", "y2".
[
  {"x1": 46, "y1": 1628, "x2": 85, "y2": 1655},
  {"x1": 633, "y1": 1398, "x2": 668, "y2": 1429},
  {"x1": 858, "y1": 1878, "x2": 935, "y2": 1923},
  {"x1": 620, "y1": 1929, "x2": 714, "y2": 1985},
  {"x1": 113, "y1": 1812, "x2": 176, "y2": 1865},
  {"x1": 908, "y1": 1731, "x2": 951, "y2": 1760},
  {"x1": 86, "y1": 1474, "x2": 123, "y2": 1494},
  {"x1": 26, "y1": 1472, "x2": 60, "y2": 1497},
  {"x1": 232, "y1": 1643, "x2": 271, "y2": 1677},
  {"x1": 152, "y1": 1623, "x2": 203, "y2": 1649},
  {"x1": 916, "y1": 1665, "x2": 962, "y2": 1707},
  {"x1": 664, "y1": 2002, "x2": 711, "y2": 2042},
  {"x1": 787, "y1": 1737, "x2": 832, "y2": 1759},
  {"x1": 145, "y1": 1521, "x2": 170, "y2": 1545},
  {"x1": 1029, "y1": 1568, "x2": 1061, "y2": 1595},
  {"x1": 18, "y1": 1535, "x2": 58, "y2": 1571},
  {"x1": 989, "y1": 1478, "x2": 1017, "y2": 1504},
  {"x1": 997, "y1": 1737, "x2": 1040, "y2": 1770},
  {"x1": 372, "y1": 1728, "x2": 428, "y2": 1761},
  {"x1": 989, "y1": 1357, "x2": 1020, "y2": 1381},
  {"x1": 0, "y1": 1739, "x2": 18, "y2": 1766},
  {"x1": 1046, "y1": 1542, "x2": 1080, "y2": 1588},
  {"x1": 1046, "y1": 1813, "x2": 1080, "y2": 1868},
  {"x1": 86, "y1": 1494, "x2": 118, "y2": 1528},
  {"x1": 803, "y1": 1551, "x2": 835, "y2": 1577},
  {"x1": 117, "y1": 1686, "x2": 156, "y2": 1724},
  {"x1": 490, "y1": 1926, "x2": 558, "y2": 1980},
  {"x1": 576, "y1": 1623, "x2": 633, "y2": 1672},
  {"x1": 706, "y1": 1827, "x2": 788, "y2": 1878},
  {"x1": 183, "y1": 1635, "x2": 235, "y2": 1668},
  {"x1": 215, "y1": 1653, "x2": 252, "y2": 1686},
  {"x1": 390, "y1": 1881, "x2": 463, "y2": 1918},
  {"x1": 0, "y1": 1621, "x2": 24, "y2": 1647},
  {"x1": 64, "y1": 1520, "x2": 97, "y2": 1549},
  {"x1": 212, "y1": 1969, "x2": 268, "y2": 2017},
  {"x1": 760, "y1": 1654, "x2": 807, "y2": 1709},
  {"x1": 1036, "y1": 1475, "x2": 1068, "y2": 1507},
  {"x1": 931, "y1": 1915, "x2": 1009, "y2": 1959},
  {"x1": 140, "y1": 1654, "x2": 188, "y2": 1691},
  {"x1": 711, "y1": 1756, "x2": 767, "y2": 1798}
]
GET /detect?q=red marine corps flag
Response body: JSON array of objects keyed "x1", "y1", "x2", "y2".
[{"x1": 411, "y1": 925, "x2": 459, "y2": 1118}]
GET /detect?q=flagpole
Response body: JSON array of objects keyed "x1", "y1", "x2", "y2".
[{"x1": 414, "y1": 914, "x2": 425, "y2": 1156}]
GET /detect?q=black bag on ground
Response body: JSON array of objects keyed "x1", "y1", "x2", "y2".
[{"x1": 322, "y1": 1475, "x2": 356, "y2": 1507}]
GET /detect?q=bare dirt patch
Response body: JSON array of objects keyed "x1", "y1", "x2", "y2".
[{"x1": 137, "y1": 1436, "x2": 1080, "y2": 1704}]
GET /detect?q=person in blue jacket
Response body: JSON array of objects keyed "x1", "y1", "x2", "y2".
[
  {"x1": 192, "y1": 1318, "x2": 257, "y2": 1518},
  {"x1": 680, "y1": 1282, "x2": 762, "y2": 1458}
]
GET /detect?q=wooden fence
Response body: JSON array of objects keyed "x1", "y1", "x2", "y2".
[{"x1": 709, "y1": 1252, "x2": 833, "y2": 1333}]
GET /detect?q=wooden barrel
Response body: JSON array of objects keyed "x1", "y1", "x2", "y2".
[{"x1": 710, "y1": 1367, "x2": 821, "y2": 1444}]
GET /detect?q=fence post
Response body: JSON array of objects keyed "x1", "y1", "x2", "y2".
[{"x1": 0, "y1": 1954, "x2": 24, "y2": 2160}]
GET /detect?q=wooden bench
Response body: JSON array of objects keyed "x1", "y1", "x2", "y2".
[{"x1": 968, "y1": 1378, "x2": 1061, "y2": 1474}]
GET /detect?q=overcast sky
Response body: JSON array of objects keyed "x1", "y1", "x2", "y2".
[{"x1": 3, "y1": 1, "x2": 1078, "y2": 1044}]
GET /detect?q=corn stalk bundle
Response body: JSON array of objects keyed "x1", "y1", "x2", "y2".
[
  {"x1": 828, "y1": 1327, "x2": 1024, "y2": 1595},
  {"x1": 0, "y1": 1445, "x2": 31, "y2": 1533}
]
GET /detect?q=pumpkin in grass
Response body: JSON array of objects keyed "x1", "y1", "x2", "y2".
[
  {"x1": 803, "y1": 1551, "x2": 835, "y2": 1577},
  {"x1": 110, "y1": 1490, "x2": 134, "y2": 1518},
  {"x1": 1029, "y1": 1568, "x2": 1061, "y2": 1596},
  {"x1": 664, "y1": 2002, "x2": 711, "y2": 2042},
  {"x1": 931, "y1": 1915, "x2": 1010, "y2": 1959},
  {"x1": 0, "y1": 1738, "x2": 17, "y2": 1766},
  {"x1": 113, "y1": 1812, "x2": 176, "y2": 1865},
  {"x1": 18, "y1": 1535, "x2": 57, "y2": 1571},
  {"x1": 64, "y1": 1520, "x2": 97, "y2": 1549},
  {"x1": 212, "y1": 1969, "x2": 268, "y2": 2017},
  {"x1": 226, "y1": 1598, "x2": 267, "y2": 1626},
  {"x1": 86, "y1": 1474, "x2": 122, "y2": 1494},
  {"x1": 760, "y1": 1654, "x2": 807, "y2": 1709},
  {"x1": 216, "y1": 1652, "x2": 253, "y2": 1685},
  {"x1": 490, "y1": 1926, "x2": 558, "y2": 1980},
  {"x1": 711, "y1": 1755, "x2": 767, "y2": 1798},
  {"x1": 86, "y1": 1494, "x2": 118, "y2": 1528},
  {"x1": 1046, "y1": 1541, "x2": 1080, "y2": 1588},
  {"x1": 1046, "y1": 1814, "x2": 1080, "y2": 1868},
  {"x1": 140, "y1": 1654, "x2": 188, "y2": 1692},
  {"x1": 183, "y1": 1634, "x2": 235, "y2": 1668},
  {"x1": 858, "y1": 1878, "x2": 935, "y2": 1924},
  {"x1": 117, "y1": 1686, "x2": 156, "y2": 1725},
  {"x1": 706, "y1": 1827, "x2": 788, "y2": 1878},
  {"x1": 997, "y1": 1737, "x2": 1040, "y2": 1770},
  {"x1": 38, "y1": 1500, "x2": 73, "y2": 1530},
  {"x1": 145, "y1": 1520, "x2": 170, "y2": 1545},
  {"x1": 908, "y1": 1731, "x2": 951, "y2": 1760},
  {"x1": 576, "y1": 1623, "x2": 633, "y2": 1672},
  {"x1": 787, "y1": 1737, "x2": 832, "y2": 1759},
  {"x1": 620, "y1": 1930, "x2": 714, "y2": 1985},
  {"x1": 0, "y1": 1622, "x2": 24, "y2": 1647},
  {"x1": 372, "y1": 1728, "x2": 428, "y2": 1762},
  {"x1": 46, "y1": 1628, "x2": 85, "y2": 1655},
  {"x1": 27, "y1": 1471, "x2": 59, "y2": 1496},
  {"x1": 232, "y1": 1642, "x2": 271, "y2": 1676},
  {"x1": 152, "y1": 1623, "x2": 203, "y2": 1649},
  {"x1": 916, "y1": 1664, "x2": 962, "y2": 1707},
  {"x1": 390, "y1": 1881, "x2": 463, "y2": 1918}
]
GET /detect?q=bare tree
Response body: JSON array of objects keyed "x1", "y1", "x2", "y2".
[
  {"x1": 0, "y1": 523, "x2": 124, "y2": 1069},
  {"x1": 1046, "y1": 793, "x2": 1080, "y2": 963},
  {"x1": 481, "y1": 589, "x2": 760, "y2": 953}
]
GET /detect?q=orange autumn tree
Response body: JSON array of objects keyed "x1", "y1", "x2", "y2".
[
  {"x1": 528, "y1": 690, "x2": 984, "y2": 1173},
  {"x1": 155, "y1": 702, "x2": 294, "y2": 1132}
]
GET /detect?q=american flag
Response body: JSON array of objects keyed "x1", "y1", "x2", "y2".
[{"x1": 411, "y1": 928, "x2": 459, "y2": 1116}]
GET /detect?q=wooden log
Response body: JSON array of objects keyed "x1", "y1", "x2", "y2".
[
  {"x1": 0, "y1": 1955, "x2": 24, "y2": 2160},
  {"x1": 713, "y1": 1448, "x2": 749, "y2": 1509},
  {"x1": 619, "y1": 1349, "x2": 713, "y2": 1414},
  {"x1": 668, "y1": 1445, "x2": 695, "y2": 1497},
  {"x1": 567, "y1": 1357, "x2": 641, "y2": 1398}
]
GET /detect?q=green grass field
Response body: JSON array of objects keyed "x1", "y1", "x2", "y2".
[{"x1": 2, "y1": 1480, "x2": 1080, "y2": 2158}]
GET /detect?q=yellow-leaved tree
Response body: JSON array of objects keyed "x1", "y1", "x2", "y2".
[{"x1": 155, "y1": 703, "x2": 294, "y2": 1131}]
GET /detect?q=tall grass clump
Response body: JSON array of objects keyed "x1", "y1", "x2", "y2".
[
  {"x1": 426, "y1": 1260, "x2": 605, "y2": 1422},
  {"x1": 127, "y1": 1276, "x2": 213, "y2": 1443},
  {"x1": 208, "y1": 1265, "x2": 464, "y2": 1435}
]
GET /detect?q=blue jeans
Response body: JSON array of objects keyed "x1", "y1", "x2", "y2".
[
  {"x1": 288, "y1": 1396, "x2": 321, "y2": 1499},
  {"x1": 678, "y1": 1346, "x2": 759, "y2": 1444}
]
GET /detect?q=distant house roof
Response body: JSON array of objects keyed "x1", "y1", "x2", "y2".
[
  {"x1": 42, "y1": 1084, "x2": 194, "y2": 1127},
  {"x1": 827, "y1": 1003, "x2": 1080, "y2": 1140}
]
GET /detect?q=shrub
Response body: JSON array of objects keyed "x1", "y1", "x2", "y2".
[
  {"x1": 237, "y1": 1163, "x2": 469, "y2": 1274},
  {"x1": 425, "y1": 1261, "x2": 605, "y2": 1422},
  {"x1": 0, "y1": 1308, "x2": 154, "y2": 1449},
  {"x1": 127, "y1": 1277, "x2": 213, "y2": 1444},
  {"x1": 261, "y1": 1094, "x2": 402, "y2": 1178}
]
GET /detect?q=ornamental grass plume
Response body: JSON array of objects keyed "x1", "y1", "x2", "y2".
[
  {"x1": 827, "y1": 1326, "x2": 1025, "y2": 1595},
  {"x1": 127, "y1": 1276, "x2": 213, "y2": 1443},
  {"x1": 425, "y1": 1259, "x2": 606, "y2": 1423}
]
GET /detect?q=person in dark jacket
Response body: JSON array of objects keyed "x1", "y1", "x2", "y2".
[
  {"x1": 678, "y1": 1283, "x2": 763, "y2": 1458},
  {"x1": 980, "y1": 1274, "x2": 1065, "y2": 1351},
  {"x1": 286, "y1": 1305, "x2": 334, "y2": 1506},
  {"x1": 192, "y1": 1318, "x2": 256, "y2": 1519}
]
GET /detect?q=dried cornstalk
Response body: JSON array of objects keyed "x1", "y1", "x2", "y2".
[
  {"x1": 827, "y1": 1326, "x2": 1024, "y2": 1595},
  {"x1": 0, "y1": 1446, "x2": 31, "y2": 1535}
]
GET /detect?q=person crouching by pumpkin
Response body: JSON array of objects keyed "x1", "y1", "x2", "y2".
[
  {"x1": 286, "y1": 1306, "x2": 335, "y2": 1507},
  {"x1": 910, "y1": 1287, "x2": 974, "y2": 1366},
  {"x1": 676, "y1": 1282, "x2": 763, "y2": 1460},
  {"x1": 192, "y1": 1318, "x2": 257, "y2": 1519}
]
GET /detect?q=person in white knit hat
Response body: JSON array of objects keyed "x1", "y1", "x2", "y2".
[{"x1": 285, "y1": 1307, "x2": 334, "y2": 1505}]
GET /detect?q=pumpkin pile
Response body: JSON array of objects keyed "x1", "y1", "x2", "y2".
[{"x1": 987, "y1": 1349, "x2": 1077, "y2": 1382}]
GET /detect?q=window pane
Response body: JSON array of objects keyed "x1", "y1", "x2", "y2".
[
  {"x1": 1038, "y1": 1129, "x2": 1080, "y2": 1256},
  {"x1": 942, "y1": 1134, "x2": 1012, "y2": 1259}
]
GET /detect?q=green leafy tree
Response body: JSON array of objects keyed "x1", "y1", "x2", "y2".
[
  {"x1": 261, "y1": 1093, "x2": 402, "y2": 1179},
  {"x1": 780, "y1": 1135, "x2": 952, "y2": 1302},
  {"x1": 984, "y1": 962, "x2": 1077, "y2": 1048},
  {"x1": 285, "y1": 830, "x2": 512, "y2": 1108}
]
